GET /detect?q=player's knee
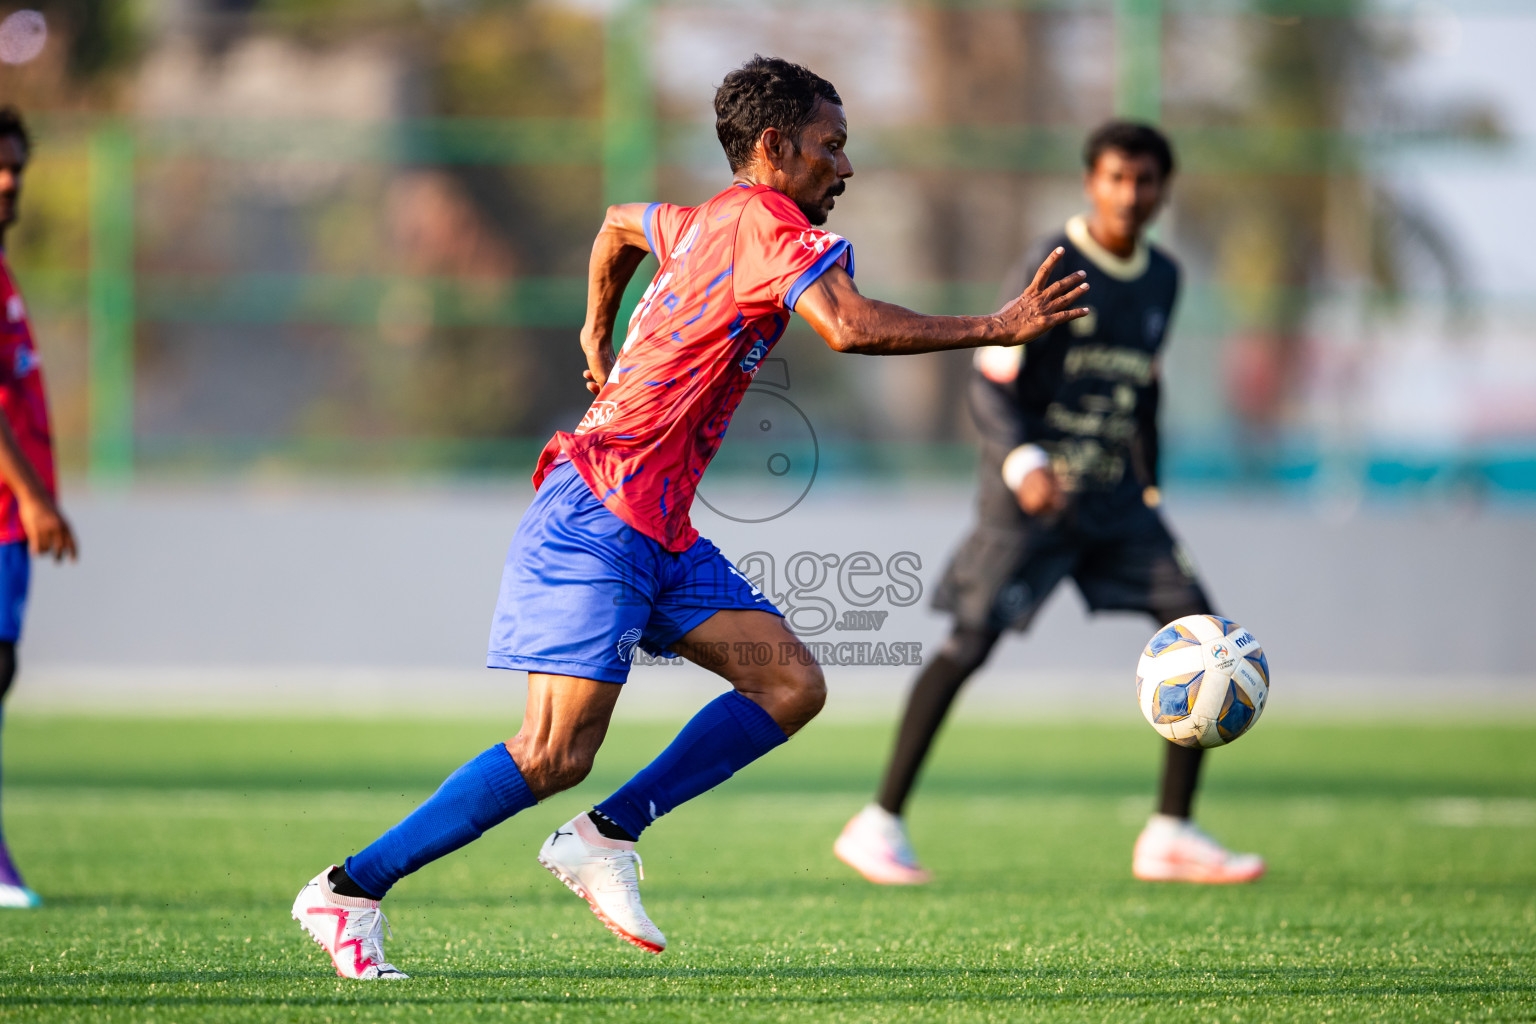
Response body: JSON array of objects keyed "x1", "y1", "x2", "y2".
[
  {"x1": 508, "y1": 740, "x2": 595, "y2": 797},
  {"x1": 941, "y1": 627, "x2": 998, "y2": 674},
  {"x1": 543, "y1": 751, "x2": 594, "y2": 793},
  {"x1": 778, "y1": 658, "x2": 826, "y2": 724}
]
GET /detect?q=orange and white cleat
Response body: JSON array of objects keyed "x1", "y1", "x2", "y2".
[
  {"x1": 1133, "y1": 814, "x2": 1265, "y2": 884},
  {"x1": 834, "y1": 804, "x2": 932, "y2": 886},
  {"x1": 291, "y1": 867, "x2": 408, "y2": 979},
  {"x1": 538, "y1": 814, "x2": 665, "y2": 953}
]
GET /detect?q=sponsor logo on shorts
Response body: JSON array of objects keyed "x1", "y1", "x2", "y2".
[{"x1": 616, "y1": 628, "x2": 643, "y2": 663}]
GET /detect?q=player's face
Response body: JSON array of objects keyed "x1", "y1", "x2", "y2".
[
  {"x1": 783, "y1": 100, "x2": 853, "y2": 226},
  {"x1": 1084, "y1": 148, "x2": 1167, "y2": 242},
  {"x1": 0, "y1": 135, "x2": 25, "y2": 229}
]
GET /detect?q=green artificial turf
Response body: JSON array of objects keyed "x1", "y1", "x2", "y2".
[{"x1": 1, "y1": 714, "x2": 1533, "y2": 1022}]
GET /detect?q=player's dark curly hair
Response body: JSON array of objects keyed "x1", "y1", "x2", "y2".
[
  {"x1": 1084, "y1": 120, "x2": 1174, "y2": 179},
  {"x1": 714, "y1": 56, "x2": 842, "y2": 173},
  {"x1": 0, "y1": 106, "x2": 30, "y2": 156}
]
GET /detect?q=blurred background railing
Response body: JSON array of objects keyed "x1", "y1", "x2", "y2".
[{"x1": 5, "y1": 0, "x2": 1533, "y2": 499}]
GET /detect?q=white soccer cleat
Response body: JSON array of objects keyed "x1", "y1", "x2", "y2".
[
  {"x1": 834, "y1": 803, "x2": 932, "y2": 885},
  {"x1": 291, "y1": 867, "x2": 408, "y2": 979},
  {"x1": 0, "y1": 883, "x2": 41, "y2": 908},
  {"x1": 1133, "y1": 814, "x2": 1265, "y2": 884},
  {"x1": 538, "y1": 814, "x2": 666, "y2": 953}
]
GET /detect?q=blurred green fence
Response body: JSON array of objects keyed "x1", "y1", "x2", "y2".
[{"x1": 12, "y1": 0, "x2": 1534, "y2": 497}]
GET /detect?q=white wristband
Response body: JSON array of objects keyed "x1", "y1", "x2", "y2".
[{"x1": 1001, "y1": 444, "x2": 1050, "y2": 491}]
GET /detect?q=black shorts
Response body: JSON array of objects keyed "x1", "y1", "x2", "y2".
[{"x1": 933, "y1": 505, "x2": 1212, "y2": 632}]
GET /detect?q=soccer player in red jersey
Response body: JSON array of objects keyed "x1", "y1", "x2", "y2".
[
  {"x1": 0, "y1": 107, "x2": 79, "y2": 909},
  {"x1": 294, "y1": 57, "x2": 1090, "y2": 977}
]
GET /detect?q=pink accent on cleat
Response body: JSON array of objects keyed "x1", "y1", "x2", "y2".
[
  {"x1": 1133, "y1": 815, "x2": 1266, "y2": 884},
  {"x1": 290, "y1": 867, "x2": 408, "y2": 979},
  {"x1": 834, "y1": 804, "x2": 932, "y2": 886}
]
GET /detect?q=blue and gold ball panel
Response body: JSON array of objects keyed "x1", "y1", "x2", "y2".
[
  {"x1": 1243, "y1": 649, "x2": 1269, "y2": 686},
  {"x1": 1153, "y1": 670, "x2": 1204, "y2": 724},
  {"x1": 1216, "y1": 680, "x2": 1257, "y2": 742},
  {"x1": 1205, "y1": 615, "x2": 1244, "y2": 637},
  {"x1": 1146, "y1": 623, "x2": 1201, "y2": 657}
]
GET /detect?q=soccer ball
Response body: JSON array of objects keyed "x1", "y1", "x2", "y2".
[{"x1": 1136, "y1": 615, "x2": 1269, "y2": 749}]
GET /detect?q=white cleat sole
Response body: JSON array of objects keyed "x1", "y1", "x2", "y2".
[
  {"x1": 538, "y1": 853, "x2": 665, "y2": 954},
  {"x1": 1133, "y1": 858, "x2": 1266, "y2": 885}
]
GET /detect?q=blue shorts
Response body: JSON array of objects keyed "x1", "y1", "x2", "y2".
[
  {"x1": 0, "y1": 541, "x2": 29, "y2": 643},
  {"x1": 487, "y1": 462, "x2": 781, "y2": 684}
]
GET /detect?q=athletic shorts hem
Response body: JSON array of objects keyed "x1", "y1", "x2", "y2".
[{"x1": 486, "y1": 652, "x2": 631, "y2": 685}]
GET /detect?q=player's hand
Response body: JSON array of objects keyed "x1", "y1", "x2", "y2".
[
  {"x1": 1015, "y1": 466, "x2": 1065, "y2": 516},
  {"x1": 580, "y1": 336, "x2": 616, "y2": 395},
  {"x1": 18, "y1": 494, "x2": 78, "y2": 562},
  {"x1": 996, "y1": 247, "x2": 1090, "y2": 345}
]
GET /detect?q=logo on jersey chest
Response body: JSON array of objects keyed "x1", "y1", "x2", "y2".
[
  {"x1": 12, "y1": 345, "x2": 37, "y2": 378},
  {"x1": 5, "y1": 295, "x2": 23, "y2": 324}
]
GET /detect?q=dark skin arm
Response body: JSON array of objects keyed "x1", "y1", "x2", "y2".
[
  {"x1": 575, "y1": 211, "x2": 1087, "y2": 391},
  {"x1": 0, "y1": 415, "x2": 75, "y2": 561},
  {"x1": 794, "y1": 247, "x2": 1089, "y2": 355},
  {"x1": 580, "y1": 203, "x2": 652, "y2": 395}
]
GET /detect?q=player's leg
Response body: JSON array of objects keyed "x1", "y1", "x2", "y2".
[
  {"x1": 875, "y1": 625, "x2": 1002, "y2": 818},
  {"x1": 1133, "y1": 601, "x2": 1264, "y2": 883},
  {"x1": 830, "y1": 625, "x2": 1001, "y2": 885},
  {"x1": 0, "y1": 541, "x2": 37, "y2": 909},
  {"x1": 294, "y1": 461, "x2": 651, "y2": 976},
  {"x1": 837, "y1": 526, "x2": 1075, "y2": 885},
  {"x1": 595, "y1": 606, "x2": 824, "y2": 833},
  {"x1": 1074, "y1": 514, "x2": 1264, "y2": 883},
  {"x1": 296, "y1": 674, "x2": 617, "y2": 976},
  {"x1": 539, "y1": 608, "x2": 820, "y2": 953}
]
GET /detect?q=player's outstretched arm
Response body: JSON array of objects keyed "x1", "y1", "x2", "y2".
[
  {"x1": 0, "y1": 415, "x2": 75, "y2": 561},
  {"x1": 580, "y1": 203, "x2": 653, "y2": 395},
  {"x1": 795, "y1": 247, "x2": 1090, "y2": 356}
]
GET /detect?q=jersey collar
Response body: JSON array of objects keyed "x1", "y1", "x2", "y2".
[{"x1": 1066, "y1": 214, "x2": 1149, "y2": 282}]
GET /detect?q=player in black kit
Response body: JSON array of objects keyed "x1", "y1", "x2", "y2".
[{"x1": 834, "y1": 122, "x2": 1264, "y2": 886}]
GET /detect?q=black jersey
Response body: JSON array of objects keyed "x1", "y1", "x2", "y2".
[{"x1": 970, "y1": 215, "x2": 1178, "y2": 536}]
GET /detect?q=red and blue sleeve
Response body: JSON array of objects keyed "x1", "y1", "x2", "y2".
[
  {"x1": 642, "y1": 203, "x2": 693, "y2": 260},
  {"x1": 733, "y1": 190, "x2": 854, "y2": 314}
]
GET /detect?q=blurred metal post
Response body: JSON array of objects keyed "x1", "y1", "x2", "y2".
[
  {"x1": 1115, "y1": 0, "x2": 1162, "y2": 122},
  {"x1": 603, "y1": 0, "x2": 657, "y2": 337},
  {"x1": 87, "y1": 123, "x2": 135, "y2": 482}
]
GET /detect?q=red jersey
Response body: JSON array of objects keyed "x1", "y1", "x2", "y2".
[
  {"x1": 535, "y1": 183, "x2": 854, "y2": 551},
  {"x1": 0, "y1": 253, "x2": 55, "y2": 546}
]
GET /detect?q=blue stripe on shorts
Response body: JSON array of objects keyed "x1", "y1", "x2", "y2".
[{"x1": 486, "y1": 462, "x2": 781, "y2": 683}]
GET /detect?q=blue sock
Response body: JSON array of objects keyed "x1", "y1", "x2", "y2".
[
  {"x1": 345, "y1": 743, "x2": 535, "y2": 899},
  {"x1": 595, "y1": 691, "x2": 787, "y2": 840}
]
